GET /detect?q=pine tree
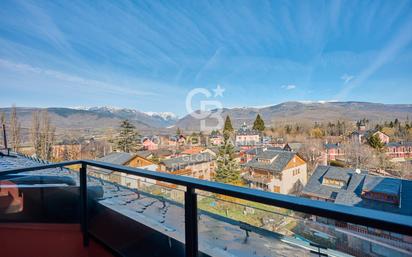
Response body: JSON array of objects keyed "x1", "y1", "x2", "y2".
[
  {"x1": 252, "y1": 114, "x2": 265, "y2": 132},
  {"x1": 116, "y1": 120, "x2": 139, "y2": 153},
  {"x1": 215, "y1": 135, "x2": 240, "y2": 184},
  {"x1": 176, "y1": 127, "x2": 182, "y2": 136},
  {"x1": 223, "y1": 115, "x2": 234, "y2": 133},
  {"x1": 367, "y1": 134, "x2": 384, "y2": 150}
]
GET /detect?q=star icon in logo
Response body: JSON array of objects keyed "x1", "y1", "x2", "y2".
[{"x1": 213, "y1": 84, "x2": 225, "y2": 97}]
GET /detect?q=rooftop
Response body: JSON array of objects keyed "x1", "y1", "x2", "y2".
[
  {"x1": 98, "y1": 152, "x2": 135, "y2": 165},
  {"x1": 302, "y1": 166, "x2": 412, "y2": 215},
  {"x1": 244, "y1": 146, "x2": 283, "y2": 155},
  {"x1": 245, "y1": 149, "x2": 297, "y2": 173},
  {"x1": 324, "y1": 143, "x2": 341, "y2": 150},
  {"x1": 160, "y1": 152, "x2": 215, "y2": 171},
  {"x1": 386, "y1": 141, "x2": 412, "y2": 147},
  {"x1": 236, "y1": 123, "x2": 259, "y2": 136}
]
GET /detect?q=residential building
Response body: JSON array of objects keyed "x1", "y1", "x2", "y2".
[
  {"x1": 89, "y1": 152, "x2": 157, "y2": 186},
  {"x1": 135, "y1": 150, "x2": 154, "y2": 159},
  {"x1": 374, "y1": 131, "x2": 390, "y2": 144},
  {"x1": 209, "y1": 134, "x2": 223, "y2": 146},
  {"x1": 242, "y1": 146, "x2": 283, "y2": 164},
  {"x1": 235, "y1": 123, "x2": 260, "y2": 146},
  {"x1": 142, "y1": 137, "x2": 159, "y2": 150},
  {"x1": 324, "y1": 142, "x2": 345, "y2": 161},
  {"x1": 158, "y1": 152, "x2": 215, "y2": 181},
  {"x1": 302, "y1": 165, "x2": 412, "y2": 256},
  {"x1": 180, "y1": 146, "x2": 205, "y2": 156},
  {"x1": 283, "y1": 142, "x2": 303, "y2": 152},
  {"x1": 350, "y1": 130, "x2": 390, "y2": 145},
  {"x1": 150, "y1": 148, "x2": 176, "y2": 159},
  {"x1": 243, "y1": 149, "x2": 307, "y2": 194},
  {"x1": 386, "y1": 141, "x2": 412, "y2": 159},
  {"x1": 177, "y1": 135, "x2": 187, "y2": 146}
]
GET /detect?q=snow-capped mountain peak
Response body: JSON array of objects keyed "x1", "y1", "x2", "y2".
[{"x1": 144, "y1": 112, "x2": 177, "y2": 120}]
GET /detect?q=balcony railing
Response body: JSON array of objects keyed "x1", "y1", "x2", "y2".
[{"x1": 1, "y1": 159, "x2": 412, "y2": 257}]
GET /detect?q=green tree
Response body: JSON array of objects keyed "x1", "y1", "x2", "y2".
[
  {"x1": 252, "y1": 114, "x2": 265, "y2": 132},
  {"x1": 367, "y1": 134, "x2": 384, "y2": 150},
  {"x1": 116, "y1": 120, "x2": 139, "y2": 152},
  {"x1": 210, "y1": 129, "x2": 220, "y2": 136},
  {"x1": 176, "y1": 127, "x2": 182, "y2": 136},
  {"x1": 223, "y1": 115, "x2": 234, "y2": 133},
  {"x1": 215, "y1": 135, "x2": 240, "y2": 184}
]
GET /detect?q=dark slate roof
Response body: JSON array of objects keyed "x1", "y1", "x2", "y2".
[
  {"x1": 236, "y1": 129, "x2": 259, "y2": 136},
  {"x1": 161, "y1": 152, "x2": 215, "y2": 170},
  {"x1": 0, "y1": 154, "x2": 47, "y2": 171},
  {"x1": 135, "y1": 150, "x2": 153, "y2": 159},
  {"x1": 245, "y1": 150, "x2": 296, "y2": 173},
  {"x1": 0, "y1": 153, "x2": 79, "y2": 183},
  {"x1": 323, "y1": 167, "x2": 351, "y2": 183},
  {"x1": 324, "y1": 143, "x2": 341, "y2": 150},
  {"x1": 363, "y1": 176, "x2": 401, "y2": 195},
  {"x1": 236, "y1": 123, "x2": 259, "y2": 136},
  {"x1": 98, "y1": 152, "x2": 135, "y2": 165},
  {"x1": 151, "y1": 149, "x2": 175, "y2": 157},
  {"x1": 350, "y1": 129, "x2": 388, "y2": 138},
  {"x1": 386, "y1": 141, "x2": 412, "y2": 147},
  {"x1": 245, "y1": 147, "x2": 283, "y2": 155},
  {"x1": 302, "y1": 165, "x2": 412, "y2": 216}
]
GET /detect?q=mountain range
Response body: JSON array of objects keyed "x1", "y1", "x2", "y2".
[
  {"x1": 175, "y1": 101, "x2": 412, "y2": 131},
  {"x1": 1, "y1": 102, "x2": 412, "y2": 135}
]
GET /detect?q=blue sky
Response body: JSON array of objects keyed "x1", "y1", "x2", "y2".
[{"x1": 0, "y1": 0, "x2": 411, "y2": 116}]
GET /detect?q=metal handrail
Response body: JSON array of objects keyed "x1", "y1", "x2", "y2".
[{"x1": 1, "y1": 160, "x2": 412, "y2": 257}]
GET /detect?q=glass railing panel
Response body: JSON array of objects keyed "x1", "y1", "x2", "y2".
[
  {"x1": 0, "y1": 167, "x2": 81, "y2": 223},
  {"x1": 86, "y1": 170, "x2": 185, "y2": 257},
  {"x1": 196, "y1": 190, "x2": 412, "y2": 257}
]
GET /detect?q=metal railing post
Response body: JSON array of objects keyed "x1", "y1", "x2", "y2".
[
  {"x1": 185, "y1": 186, "x2": 198, "y2": 257},
  {"x1": 79, "y1": 162, "x2": 89, "y2": 246}
]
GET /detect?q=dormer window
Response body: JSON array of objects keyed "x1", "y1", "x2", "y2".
[
  {"x1": 361, "y1": 177, "x2": 401, "y2": 206},
  {"x1": 322, "y1": 168, "x2": 351, "y2": 188},
  {"x1": 257, "y1": 158, "x2": 271, "y2": 164},
  {"x1": 322, "y1": 178, "x2": 346, "y2": 188},
  {"x1": 361, "y1": 191, "x2": 399, "y2": 205}
]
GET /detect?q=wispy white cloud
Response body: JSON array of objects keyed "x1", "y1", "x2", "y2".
[
  {"x1": 0, "y1": 59, "x2": 157, "y2": 96},
  {"x1": 1, "y1": 1, "x2": 412, "y2": 111},
  {"x1": 281, "y1": 84, "x2": 297, "y2": 90},
  {"x1": 336, "y1": 16, "x2": 412, "y2": 100},
  {"x1": 341, "y1": 73, "x2": 354, "y2": 84}
]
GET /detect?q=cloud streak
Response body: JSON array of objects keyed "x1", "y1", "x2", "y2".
[
  {"x1": 1, "y1": 1, "x2": 412, "y2": 112},
  {"x1": 0, "y1": 59, "x2": 157, "y2": 96},
  {"x1": 336, "y1": 16, "x2": 412, "y2": 100},
  {"x1": 341, "y1": 74, "x2": 354, "y2": 84},
  {"x1": 282, "y1": 84, "x2": 297, "y2": 90}
]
